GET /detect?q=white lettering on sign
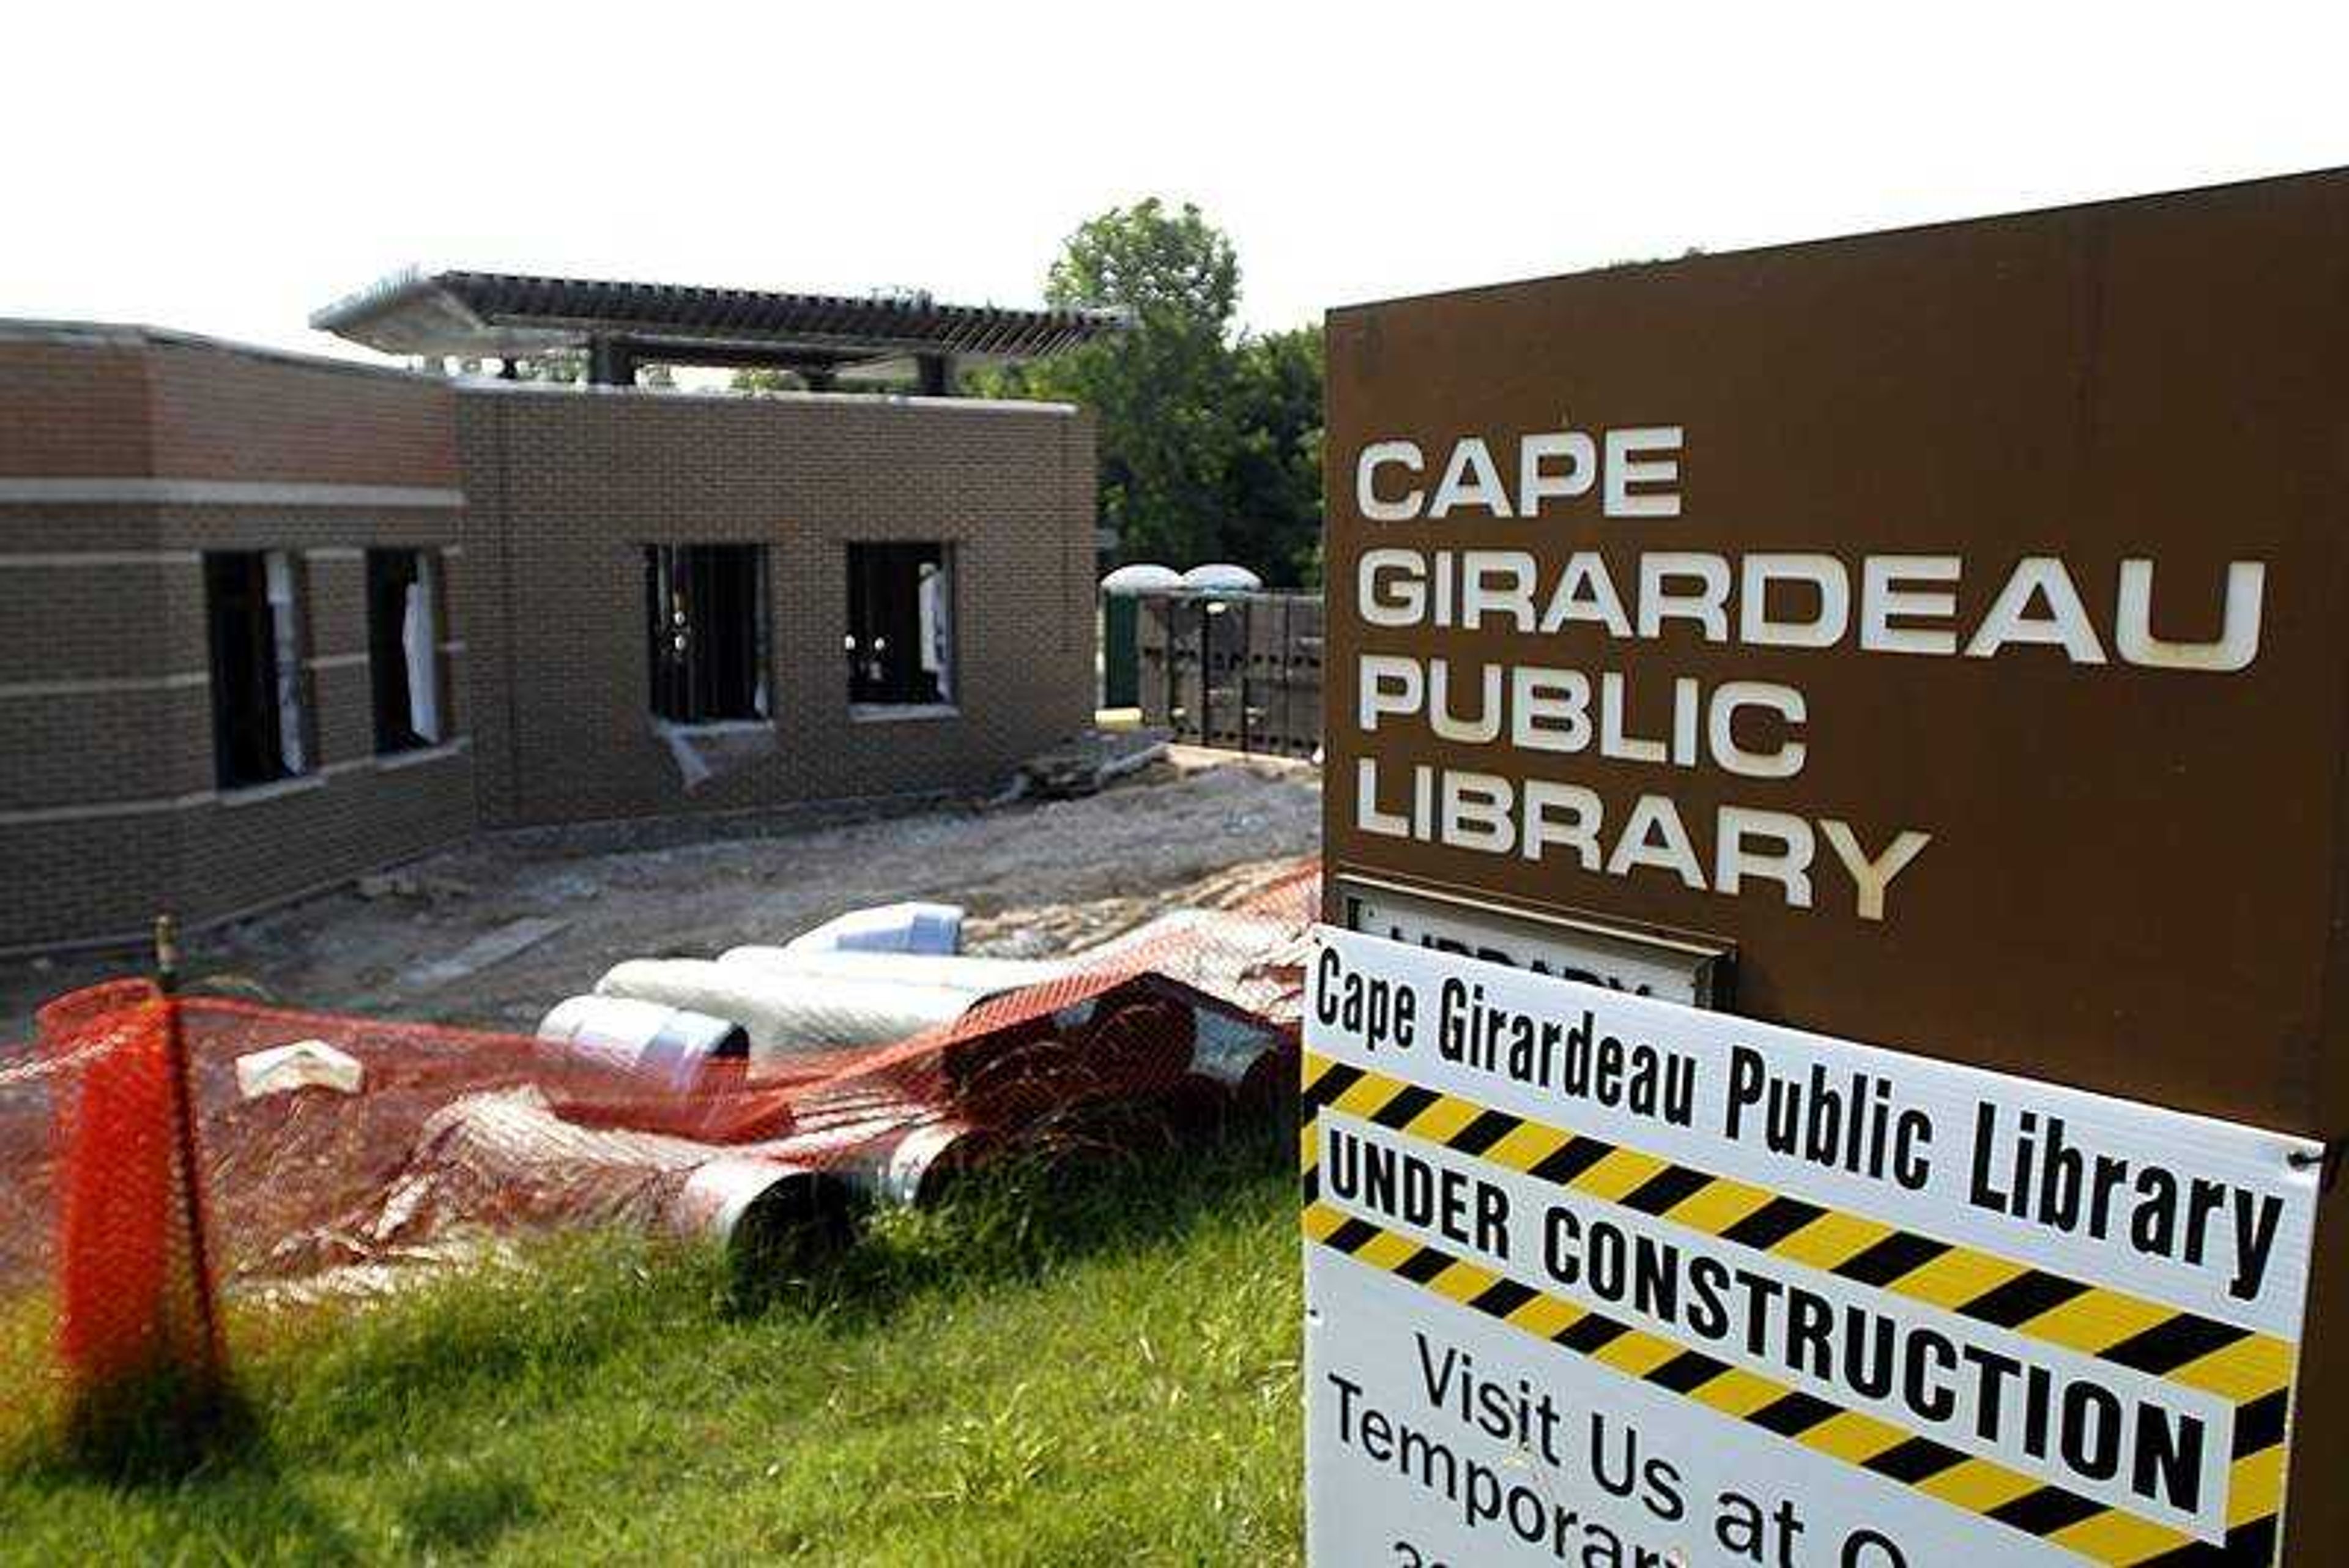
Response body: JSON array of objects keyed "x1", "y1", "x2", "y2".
[
  {"x1": 1353, "y1": 546, "x2": 2266, "y2": 671},
  {"x1": 1356, "y1": 425, "x2": 1685, "y2": 522},
  {"x1": 1351, "y1": 757, "x2": 1928, "y2": 923},
  {"x1": 1302, "y1": 929, "x2": 2324, "y2": 1567},
  {"x1": 1345, "y1": 429, "x2": 2270, "y2": 924}
]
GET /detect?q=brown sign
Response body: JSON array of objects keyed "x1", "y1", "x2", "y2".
[{"x1": 1322, "y1": 168, "x2": 2347, "y2": 1563}]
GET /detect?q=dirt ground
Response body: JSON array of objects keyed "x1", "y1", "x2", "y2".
[{"x1": 0, "y1": 751, "x2": 1321, "y2": 1044}]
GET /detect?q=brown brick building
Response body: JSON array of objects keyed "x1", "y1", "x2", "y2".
[
  {"x1": 457, "y1": 382, "x2": 1095, "y2": 828},
  {"x1": 0, "y1": 279, "x2": 1107, "y2": 951}
]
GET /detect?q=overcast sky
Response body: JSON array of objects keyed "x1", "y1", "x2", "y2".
[{"x1": 7, "y1": 2, "x2": 2342, "y2": 366}]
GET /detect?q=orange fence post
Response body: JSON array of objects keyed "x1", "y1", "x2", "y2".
[{"x1": 50, "y1": 916, "x2": 229, "y2": 1461}]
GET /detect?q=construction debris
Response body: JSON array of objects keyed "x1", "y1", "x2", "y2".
[
  {"x1": 234, "y1": 1039, "x2": 365, "y2": 1099},
  {"x1": 352, "y1": 871, "x2": 475, "y2": 905},
  {"x1": 398, "y1": 915, "x2": 571, "y2": 993},
  {"x1": 1, "y1": 753, "x2": 1321, "y2": 1044},
  {"x1": 1012, "y1": 729, "x2": 1171, "y2": 800}
]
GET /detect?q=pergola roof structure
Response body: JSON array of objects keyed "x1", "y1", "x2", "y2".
[{"x1": 311, "y1": 269, "x2": 1125, "y2": 385}]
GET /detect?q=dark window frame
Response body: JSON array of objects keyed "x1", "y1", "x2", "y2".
[
  {"x1": 366, "y1": 547, "x2": 450, "y2": 756},
  {"x1": 204, "y1": 549, "x2": 313, "y2": 790},
  {"x1": 846, "y1": 541, "x2": 956, "y2": 708},
  {"x1": 645, "y1": 543, "x2": 772, "y2": 725}
]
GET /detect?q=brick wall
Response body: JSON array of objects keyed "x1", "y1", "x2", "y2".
[
  {"x1": 1, "y1": 322, "x2": 1101, "y2": 949},
  {"x1": 0, "y1": 325, "x2": 475, "y2": 949},
  {"x1": 0, "y1": 329, "x2": 153, "y2": 477},
  {"x1": 142, "y1": 336, "x2": 459, "y2": 488},
  {"x1": 457, "y1": 385, "x2": 1097, "y2": 827}
]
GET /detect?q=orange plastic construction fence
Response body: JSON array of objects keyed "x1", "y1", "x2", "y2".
[{"x1": 0, "y1": 863, "x2": 1317, "y2": 1435}]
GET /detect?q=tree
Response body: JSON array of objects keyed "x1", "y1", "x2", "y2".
[
  {"x1": 421, "y1": 347, "x2": 683, "y2": 387},
  {"x1": 980, "y1": 199, "x2": 1250, "y2": 571},
  {"x1": 730, "y1": 366, "x2": 814, "y2": 396},
  {"x1": 1044, "y1": 198, "x2": 1239, "y2": 324},
  {"x1": 1223, "y1": 324, "x2": 1324, "y2": 585},
  {"x1": 721, "y1": 200, "x2": 1327, "y2": 582}
]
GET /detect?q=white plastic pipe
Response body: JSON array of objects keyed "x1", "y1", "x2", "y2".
[
  {"x1": 716, "y1": 948, "x2": 1064, "y2": 1000},
  {"x1": 782, "y1": 901, "x2": 963, "y2": 955},
  {"x1": 535, "y1": 995, "x2": 748, "y2": 1090},
  {"x1": 594, "y1": 959, "x2": 979, "y2": 1060}
]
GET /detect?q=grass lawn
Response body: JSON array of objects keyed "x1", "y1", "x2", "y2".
[{"x1": 0, "y1": 1123, "x2": 1304, "y2": 1566}]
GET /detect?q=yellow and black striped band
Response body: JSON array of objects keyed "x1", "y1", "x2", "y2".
[{"x1": 1302, "y1": 1050, "x2": 2291, "y2": 1566}]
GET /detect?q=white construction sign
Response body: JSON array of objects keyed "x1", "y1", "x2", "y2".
[{"x1": 1302, "y1": 927, "x2": 2323, "y2": 1567}]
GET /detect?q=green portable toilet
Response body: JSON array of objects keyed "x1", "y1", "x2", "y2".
[{"x1": 1103, "y1": 593, "x2": 1138, "y2": 708}]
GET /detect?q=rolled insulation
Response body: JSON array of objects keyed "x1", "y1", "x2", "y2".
[
  {"x1": 593, "y1": 958, "x2": 979, "y2": 1061},
  {"x1": 716, "y1": 947, "x2": 1065, "y2": 1000},
  {"x1": 380, "y1": 1085, "x2": 719, "y2": 1240}
]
